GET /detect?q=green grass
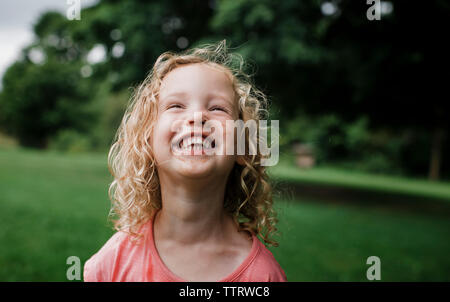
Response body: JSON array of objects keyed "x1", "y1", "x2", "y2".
[
  {"x1": 269, "y1": 156, "x2": 450, "y2": 202},
  {"x1": 270, "y1": 199, "x2": 450, "y2": 281},
  {"x1": 0, "y1": 148, "x2": 113, "y2": 281},
  {"x1": 1, "y1": 147, "x2": 449, "y2": 281}
]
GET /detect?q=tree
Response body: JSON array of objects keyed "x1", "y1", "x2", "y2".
[
  {"x1": 0, "y1": 0, "x2": 215, "y2": 149},
  {"x1": 0, "y1": 0, "x2": 215, "y2": 148},
  {"x1": 0, "y1": 59, "x2": 90, "y2": 148},
  {"x1": 209, "y1": 0, "x2": 449, "y2": 179}
]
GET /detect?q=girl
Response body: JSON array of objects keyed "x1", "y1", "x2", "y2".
[{"x1": 84, "y1": 41, "x2": 286, "y2": 282}]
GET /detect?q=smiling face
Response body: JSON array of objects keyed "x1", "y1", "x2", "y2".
[{"x1": 152, "y1": 63, "x2": 239, "y2": 181}]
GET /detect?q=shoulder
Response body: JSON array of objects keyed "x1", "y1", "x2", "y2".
[
  {"x1": 247, "y1": 238, "x2": 287, "y2": 282},
  {"x1": 83, "y1": 230, "x2": 138, "y2": 282}
]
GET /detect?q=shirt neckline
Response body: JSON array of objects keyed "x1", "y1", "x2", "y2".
[{"x1": 147, "y1": 211, "x2": 260, "y2": 282}]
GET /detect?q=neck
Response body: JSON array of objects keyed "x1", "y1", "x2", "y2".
[{"x1": 154, "y1": 172, "x2": 234, "y2": 245}]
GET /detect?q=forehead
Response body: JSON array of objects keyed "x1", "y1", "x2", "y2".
[{"x1": 159, "y1": 63, "x2": 235, "y2": 99}]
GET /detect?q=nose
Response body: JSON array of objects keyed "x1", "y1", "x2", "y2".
[
  {"x1": 187, "y1": 109, "x2": 209, "y2": 127},
  {"x1": 171, "y1": 106, "x2": 211, "y2": 137}
]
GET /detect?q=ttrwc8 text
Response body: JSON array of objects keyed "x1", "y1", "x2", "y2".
[{"x1": 179, "y1": 286, "x2": 270, "y2": 299}]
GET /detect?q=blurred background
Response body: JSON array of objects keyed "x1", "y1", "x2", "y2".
[{"x1": 0, "y1": 0, "x2": 449, "y2": 281}]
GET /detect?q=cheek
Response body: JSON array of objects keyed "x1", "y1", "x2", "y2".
[
  {"x1": 151, "y1": 117, "x2": 173, "y2": 157},
  {"x1": 151, "y1": 120, "x2": 161, "y2": 143},
  {"x1": 220, "y1": 121, "x2": 237, "y2": 155},
  {"x1": 153, "y1": 115, "x2": 173, "y2": 140}
]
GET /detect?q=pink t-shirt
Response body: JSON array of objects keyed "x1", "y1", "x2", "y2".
[{"x1": 84, "y1": 216, "x2": 287, "y2": 282}]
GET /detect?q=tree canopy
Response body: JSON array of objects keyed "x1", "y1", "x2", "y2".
[{"x1": 0, "y1": 0, "x2": 448, "y2": 179}]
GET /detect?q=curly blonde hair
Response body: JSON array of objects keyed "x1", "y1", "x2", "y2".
[{"x1": 107, "y1": 40, "x2": 279, "y2": 246}]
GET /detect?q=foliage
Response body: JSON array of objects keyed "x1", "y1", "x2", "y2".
[
  {"x1": 281, "y1": 113, "x2": 406, "y2": 174},
  {"x1": 0, "y1": 0, "x2": 449, "y2": 178},
  {"x1": 210, "y1": 0, "x2": 449, "y2": 178},
  {"x1": 88, "y1": 89, "x2": 131, "y2": 151},
  {"x1": 48, "y1": 129, "x2": 92, "y2": 153},
  {"x1": 0, "y1": 59, "x2": 91, "y2": 148}
]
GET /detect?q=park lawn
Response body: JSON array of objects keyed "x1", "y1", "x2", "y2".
[
  {"x1": 270, "y1": 199, "x2": 450, "y2": 281},
  {"x1": 0, "y1": 148, "x2": 113, "y2": 281},
  {"x1": 269, "y1": 153, "x2": 450, "y2": 202},
  {"x1": 0, "y1": 147, "x2": 449, "y2": 281}
]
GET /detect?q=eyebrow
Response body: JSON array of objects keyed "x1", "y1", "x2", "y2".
[
  {"x1": 207, "y1": 92, "x2": 235, "y2": 105},
  {"x1": 159, "y1": 92, "x2": 188, "y2": 102}
]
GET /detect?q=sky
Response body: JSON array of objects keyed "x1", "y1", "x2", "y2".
[{"x1": 0, "y1": 0, "x2": 97, "y2": 83}]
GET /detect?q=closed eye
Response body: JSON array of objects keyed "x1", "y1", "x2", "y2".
[
  {"x1": 210, "y1": 106, "x2": 228, "y2": 113},
  {"x1": 167, "y1": 104, "x2": 183, "y2": 110}
]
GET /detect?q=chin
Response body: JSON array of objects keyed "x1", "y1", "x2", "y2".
[
  {"x1": 174, "y1": 156, "x2": 217, "y2": 178},
  {"x1": 177, "y1": 168, "x2": 217, "y2": 180}
]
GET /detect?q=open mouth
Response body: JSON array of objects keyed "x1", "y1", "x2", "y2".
[{"x1": 171, "y1": 133, "x2": 216, "y2": 156}]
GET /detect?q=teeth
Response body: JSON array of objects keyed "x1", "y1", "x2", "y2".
[
  {"x1": 173, "y1": 135, "x2": 216, "y2": 155},
  {"x1": 180, "y1": 136, "x2": 214, "y2": 149},
  {"x1": 182, "y1": 136, "x2": 203, "y2": 148},
  {"x1": 179, "y1": 144, "x2": 202, "y2": 154}
]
